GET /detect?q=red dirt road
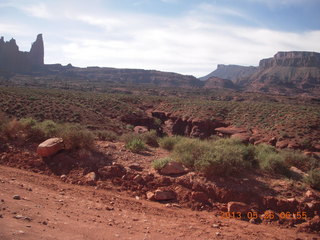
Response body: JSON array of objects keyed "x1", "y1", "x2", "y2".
[{"x1": 0, "y1": 165, "x2": 318, "y2": 240}]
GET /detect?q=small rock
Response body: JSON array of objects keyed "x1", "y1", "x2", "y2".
[
  {"x1": 0, "y1": 214, "x2": 3, "y2": 218},
  {"x1": 13, "y1": 195, "x2": 21, "y2": 200},
  {"x1": 305, "y1": 190, "x2": 317, "y2": 199},
  {"x1": 133, "y1": 175, "x2": 143, "y2": 183},
  {"x1": 159, "y1": 161, "x2": 186, "y2": 175},
  {"x1": 212, "y1": 224, "x2": 220, "y2": 228},
  {"x1": 60, "y1": 175, "x2": 67, "y2": 179},
  {"x1": 154, "y1": 189, "x2": 176, "y2": 201},
  {"x1": 129, "y1": 164, "x2": 143, "y2": 171},
  {"x1": 146, "y1": 192, "x2": 155, "y2": 201},
  {"x1": 84, "y1": 172, "x2": 97, "y2": 186},
  {"x1": 133, "y1": 126, "x2": 148, "y2": 134},
  {"x1": 42, "y1": 221, "x2": 48, "y2": 225}
]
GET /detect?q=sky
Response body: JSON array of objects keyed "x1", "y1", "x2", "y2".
[{"x1": 1, "y1": 0, "x2": 320, "y2": 77}]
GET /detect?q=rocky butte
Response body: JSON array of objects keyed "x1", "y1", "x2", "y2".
[{"x1": 0, "y1": 34, "x2": 44, "y2": 73}]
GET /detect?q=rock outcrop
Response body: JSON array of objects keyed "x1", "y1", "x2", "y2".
[
  {"x1": 200, "y1": 64, "x2": 257, "y2": 82},
  {"x1": 0, "y1": 34, "x2": 44, "y2": 73},
  {"x1": 259, "y1": 52, "x2": 320, "y2": 68},
  {"x1": 201, "y1": 51, "x2": 320, "y2": 95},
  {"x1": 152, "y1": 111, "x2": 227, "y2": 138},
  {"x1": 243, "y1": 51, "x2": 320, "y2": 94}
]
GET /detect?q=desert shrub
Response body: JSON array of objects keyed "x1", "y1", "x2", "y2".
[
  {"x1": 159, "y1": 136, "x2": 183, "y2": 151},
  {"x1": 121, "y1": 132, "x2": 142, "y2": 144},
  {"x1": 125, "y1": 124, "x2": 134, "y2": 130},
  {"x1": 195, "y1": 138, "x2": 256, "y2": 177},
  {"x1": 58, "y1": 124, "x2": 95, "y2": 150},
  {"x1": 96, "y1": 130, "x2": 118, "y2": 141},
  {"x1": 172, "y1": 138, "x2": 210, "y2": 167},
  {"x1": 19, "y1": 117, "x2": 37, "y2": 128},
  {"x1": 255, "y1": 144, "x2": 289, "y2": 175},
  {"x1": 304, "y1": 169, "x2": 320, "y2": 190},
  {"x1": 35, "y1": 120, "x2": 59, "y2": 138},
  {"x1": 141, "y1": 130, "x2": 159, "y2": 147},
  {"x1": 0, "y1": 112, "x2": 10, "y2": 139},
  {"x1": 281, "y1": 150, "x2": 319, "y2": 172},
  {"x1": 125, "y1": 138, "x2": 146, "y2": 153},
  {"x1": 3, "y1": 118, "x2": 24, "y2": 138},
  {"x1": 153, "y1": 118, "x2": 162, "y2": 128},
  {"x1": 152, "y1": 157, "x2": 171, "y2": 170}
]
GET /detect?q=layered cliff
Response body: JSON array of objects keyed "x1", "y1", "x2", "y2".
[
  {"x1": 0, "y1": 34, "x2": 44, "y2": 73},
  {"x1": 244, "y1": 51, "x2": 320, "y2": 94}
]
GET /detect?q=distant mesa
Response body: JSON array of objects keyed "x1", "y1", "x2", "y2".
[
  {"x1": 259, "y1": 51, "x2": 320, "y2": 68},
  {"x1": 0, "y1": 34, "x2": 44, "y2": 73},
  {"x1": 201, "y1": 51, "x2": 320, "y2": 95},
  {"x1": 200, "y1": 64, "x2": 257, "y2": 83}
]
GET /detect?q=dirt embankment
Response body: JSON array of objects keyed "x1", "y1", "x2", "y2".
[{"x1": 1, "y1": 165, "x2": 319, "y2": 240}]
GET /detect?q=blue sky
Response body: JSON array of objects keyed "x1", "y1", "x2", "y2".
[{"x1": 1, "y1": 0, "x2": 320, "y2": 77}]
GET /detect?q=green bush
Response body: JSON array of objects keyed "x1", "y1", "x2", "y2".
[
  {"x1": 36, "y1": 120, "x2": 59, "y2": 138},
  {"x1": 281, "y1": 150, "x2": 319, "y2": 172},
  {"x1": 159, "y1": 136, "x2": 183, "y2": 151},
  {"x1": 58, "y1": 124, "x2": 95, "y2": 150},
  {"x1": 255, "y1": 144, "x2": 289, "y2": 175},
  {"x1": 152, "y1": 157, "x2": 171, "y2": 170},
  {"x1": 141, "y1": 130, "x2": 159, "y2": 147},
  {"x1": 194, "y1": 138, "x2": 256, "y2": 177},
  {"x1": 2, "y1": 118, "x2": 24, "y2": 139},
  {"x1": 125, "y1": 138, "x2": 146, "y2": 153},
  {"x1": 304, "y1": 169, "x2": 320, "y2": 190},
  {"x1": 121, "y1": 132, "x2": 142, "y2": 144},
  {"x1": 96, "y1": 130, "x2": 118, "y2": 141},
  {"x1": 172, "y1": 138, "x2": 210, "y2": 167}
]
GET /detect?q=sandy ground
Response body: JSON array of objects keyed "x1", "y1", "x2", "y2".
[{"x1": 0, "y1": 165, "x2": 318, "y2": 240}]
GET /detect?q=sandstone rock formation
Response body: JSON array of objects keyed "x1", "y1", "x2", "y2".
[
  {"x1": 202, "y1": 51, "x2": 320, "y2": 95},
  {"x1": 241, "y1": 51, "x2": 320, "y2": 94},
  {"x1": 0, "y1": 34, "x2": 44, "y2": 73}
]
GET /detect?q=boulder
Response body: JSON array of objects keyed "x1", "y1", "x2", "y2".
[
  {"x1": 154, "y1": 189, "x2": 177, "y2": 201},
  {"x1": 37, "y1": 138, "x2": 64, "y2": 157},
  {"x1": 191, "y1": 191, "x2": 209, "y2": 203},
  {"x1": 227, "y1": 201, "x2": 251, "y2": 214},
  {"x1": 159, "y1": 161, "x2": 186, "y2": 175},
  {"x1": 98, "y1": 164, "x2": 126, "y2": 179},
  {"x1": 133, "y1": 126, "x2": 148, "y2": 134}
]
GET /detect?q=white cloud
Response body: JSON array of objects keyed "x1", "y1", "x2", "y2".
[{"x1": 1, "y1": 0, "x2": 320, "y2": 77}]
